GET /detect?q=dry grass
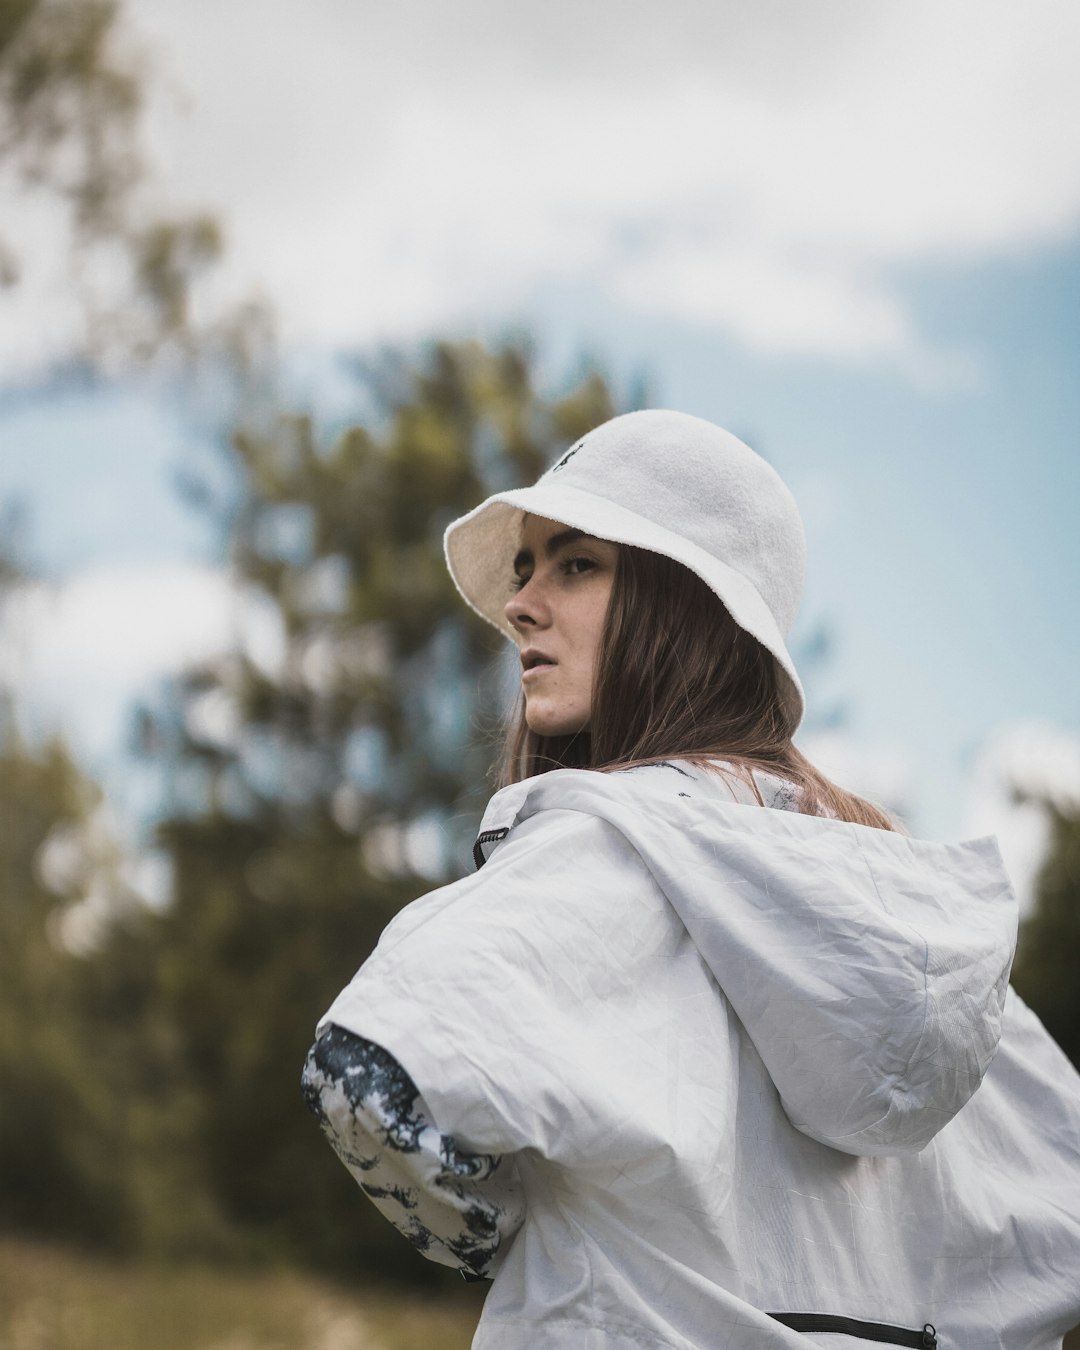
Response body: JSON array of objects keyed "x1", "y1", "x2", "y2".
[
  {"x1": 0, "y1": 1239, "x2": 483, "y2": 1350},
  {"x1": 3, "y1": 1237, "x2": 1077, "y2": 1349}
]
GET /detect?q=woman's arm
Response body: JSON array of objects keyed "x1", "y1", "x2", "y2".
[{"x1": 301, "y1": 1024, "x2": 524, "y2": 1278}]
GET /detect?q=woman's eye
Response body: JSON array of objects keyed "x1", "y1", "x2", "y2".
[
  {"x1": 509, "y1": 573, "x2": 529, "y2": 592},
  {"x1": 562, "y1": 556, "x2": 596, "y2": 576}
]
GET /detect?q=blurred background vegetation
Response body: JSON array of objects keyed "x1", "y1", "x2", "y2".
[
  {"x1": 0, "y1": 329, "x2": 622, "y2": 1274},
  {"x1": 0, "y1": 2, "x2": 1077, "y2": 1347}
]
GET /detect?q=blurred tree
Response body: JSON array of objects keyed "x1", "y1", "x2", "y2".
[
  {"x1": 0, "y1": 0, "x2": 238, "y2": 365},
  {"x1": 0, "y1": 534, "x2": 180, "y2": 1254},
  {"x1": 0, "y1": 0, "x2": 269, "y2": 1269},
  {"x1": 1011, "y1": 797, "x2": 1080, "y2": 1071},
  {"x1": 0, "y1": 722, "x2": 125, "y2": 1247},
  {"x1": 103, "y1": 338, "x2": 623, "y2": 1278}
]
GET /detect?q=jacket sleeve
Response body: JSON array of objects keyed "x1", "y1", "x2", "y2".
[
  {"x1": 314, "y1": 806, "x2": 714, "y2": 1168},
  {"x1": 301, "y1": 1024, "x2": 524, "y2": 1277}
]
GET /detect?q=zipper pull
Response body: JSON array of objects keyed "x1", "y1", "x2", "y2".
[
  {"x1": 920, "y1": 1326, "x2": 937, "y2": 1348},
  {"x1": 473, "y1": 826, "x2": 509, "y2": 869}
]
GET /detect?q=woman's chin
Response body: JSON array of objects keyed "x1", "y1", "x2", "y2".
[{"x1": 524, "y1": 705, "x2": 589, "y2": 739}]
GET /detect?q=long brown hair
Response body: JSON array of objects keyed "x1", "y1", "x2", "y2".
[{"x1": 498, "y1": 544, "x2": 900, "y2": 832}]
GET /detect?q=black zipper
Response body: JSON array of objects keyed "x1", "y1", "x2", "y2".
[
  {"x1": 767, "y1": 1314, "x2": 937, "y2": 1348},
  {"x1": 472, "y1": 827, "x2": 509, "y2": 869}
]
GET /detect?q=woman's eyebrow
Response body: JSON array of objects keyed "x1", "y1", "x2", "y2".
[
  {"x1": 544, "y1": 528, "x2": 589, "y2": 558},
  {"x1": 512, "y1": 529, "x2": 591, "y2": 576}
]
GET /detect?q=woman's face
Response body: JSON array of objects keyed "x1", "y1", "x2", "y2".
[{"x1": 503, "y1": 515, "x2": 619, "y2": 737}]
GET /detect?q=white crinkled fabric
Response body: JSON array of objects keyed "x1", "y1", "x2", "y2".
[{"x1": 319, "y1": 762, "x2": 1080, "y2": 1349}]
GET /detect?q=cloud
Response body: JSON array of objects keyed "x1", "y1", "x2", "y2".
[
  {"x1": 3, "y1": 0, "x2": 1080, "y2": 376},
  {"x1": 794, "y1": 727, "x2": 916, "y2": 822},
  {"x1": 961, "y1": 720, "x2": 1080, "y2": 916},
  {"x1": 1, "y1": 563, "x2": 232, "y2": 681},
  {"x1": 0, "y1": 563, "x2": 235, "y2": 760},
  {"x1": 792, "y1": 720, "x2": 1080, "y2": 917},
  {"x1": 0, "y1": 561, "x2": 291, "y2": 938}
]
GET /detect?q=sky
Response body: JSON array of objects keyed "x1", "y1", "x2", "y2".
[{"x1": 1, "y1": 0, "x2": 1078, "y2": 910}]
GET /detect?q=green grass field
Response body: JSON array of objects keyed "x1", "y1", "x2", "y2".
[{"x1": 0, "y1": 1239, "x2": 484, "y2": 1350}]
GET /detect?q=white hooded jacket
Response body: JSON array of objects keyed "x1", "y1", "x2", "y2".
[{"x1": 318, "y1": 762, "x2": 1080, "y2": 1349}]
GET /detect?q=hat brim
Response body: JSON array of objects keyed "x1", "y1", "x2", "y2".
[{"x1": 444, "y1": 481, "x2": 805, "y2": 733}]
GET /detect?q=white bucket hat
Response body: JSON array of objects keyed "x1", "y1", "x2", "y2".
[{"x1": 444, "y1": 409, "x2": 807, "y2": 732}]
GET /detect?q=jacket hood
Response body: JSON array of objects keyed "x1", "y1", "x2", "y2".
[{"x1": 474, "y1": 763, "x2": 1018, "y2": 1157}]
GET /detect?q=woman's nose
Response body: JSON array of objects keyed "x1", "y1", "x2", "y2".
[{"x1": 504, "y1": 578, "x2": 548, "y2": 633}]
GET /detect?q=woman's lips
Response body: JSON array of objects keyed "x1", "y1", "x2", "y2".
[{"x1": 521, "y1": 650, "x2": 558, "y2": 680}]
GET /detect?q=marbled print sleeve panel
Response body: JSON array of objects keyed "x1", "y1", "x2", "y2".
[{"x1": 301, "y1": 1024, "x2": 524, "y2": 1278}]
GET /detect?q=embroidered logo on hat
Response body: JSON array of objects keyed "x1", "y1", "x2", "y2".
[{"x1": 551, "y1": 439, "x2": 585, "y2": 472}]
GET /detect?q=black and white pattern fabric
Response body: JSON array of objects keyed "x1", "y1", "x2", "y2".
[{"x1": 301, "y1": 1025, "x2": 524, "y2": 1278}]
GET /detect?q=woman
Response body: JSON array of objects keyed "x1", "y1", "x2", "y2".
[{"x1": 302, "y1": 411, "x2": 1080, "y2": 1349}]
